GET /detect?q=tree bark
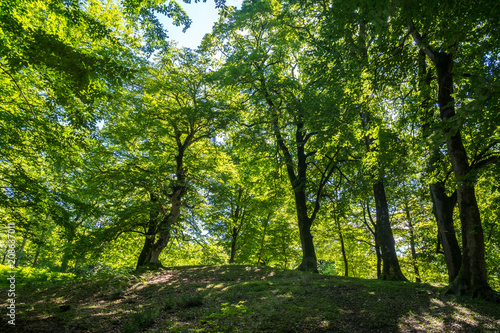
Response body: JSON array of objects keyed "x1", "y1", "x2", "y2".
[
  {"x1": 257, "y1": 212, "x2": 271, "y2": 266},
  {"x1": 265, "y1": 87, "x2": 322, "y2": 272},
  {"x1": 295, "y1": 190, "x2": 318, "y2": 272},
  {"x1": 136, "y1": 134, "x2": 188, "y2": 269},
  {"x1": 372, "y1": 182, "x2": 407, "y2": 281},
  {"x1": 405, "y1": 201, "x2": 421, "y2": 282},
  {"x1": 32, "y1": 242, "x2": 41, "y2": 267},
  {"x1": 336, "y1": 219, "x2": 348, "y2": 277},
  {"x1": 136, "y1": 209, "x2": 158, "y2": 269},
  {"x1": 364, "y1": 201, "x2": 381, "y2": 278},
  {"x1": 430, "y1": 183, "x2": 461, "y2": 281},
  {"x1": 410, "y1": 26, "x2": 492, "y2": 296},
  {"x1": 229, "y1": 227, "x2": 238, "y2": 264},
  {"x1": 434, "y1": 52, "x2": 490, "y2": 295},
  {"x1": 418, "y1": 49, "x2": 462, "y2": 283},
  {"x1": 361, "y1": 111, "x2": 406, "y2": 281}
]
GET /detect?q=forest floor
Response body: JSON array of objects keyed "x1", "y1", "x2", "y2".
[{"x1": 1, "y1": 265, "x2": 499, "y2": 332}]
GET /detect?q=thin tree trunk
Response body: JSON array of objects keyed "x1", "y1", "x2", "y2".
[
  {"x1": 405, "y1": 201, "x2": 421, "y2": 282},
  {"x1": 32, "y1": 242, "x2": 42, "y2": 267},
  {"x1": 329, "y1": 195, "x2": 348, "y2": 277},
  {"x1": 229, "y1": 227, "x2": 238, "y2": 264},
  {"x1": 257, "y1": 212, "x2": 271, "y2": 266},
  {"x1": 337, "y1": 220, "x2": 348, "y2": 277},
  {"x1": 2, "y1": 242, "x2": 8, "y2": 265},
  {"x1": 364, "y1": 201, "x2": 381, "y2": 278},
  {"x1": 14, "y1": 236, "x2": 27, "y2": 268}
]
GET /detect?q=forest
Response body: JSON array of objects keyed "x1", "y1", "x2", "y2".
[{"x1": 1, "y1": 0, "x2": 500, "y2": 324}]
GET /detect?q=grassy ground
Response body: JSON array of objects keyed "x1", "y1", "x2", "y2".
[{"x1": 1, "y1": 265, "x2": 499, "y2": 332}]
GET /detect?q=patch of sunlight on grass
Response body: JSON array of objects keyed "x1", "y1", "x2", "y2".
[
  {"x1": 206, "y1": 283, "x2": 225, "y2": 289},
  {"x1": 452, "y1": 305, "x2": 478, "y2": 326},
  {"x1": 277, "y1": 292, "x2": 293, "y2": 299},
  {"x1": 399, "y1": 312, "x2": 445, "y2": 332},
  {"x1": 430, "y1": 298, "x2": 446, "y2": 308}
]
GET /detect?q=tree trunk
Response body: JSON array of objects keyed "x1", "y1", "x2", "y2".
[
  {"x1": 331, "y1": 199, "x2": 348, "y2": 277},
  {"x1": 375, "y1": 245, "x2": 381, "y2": 279},
  {"x1": 136, "y1": 194, "x2": 182, "y2": 268},
  {"x1": 136, "y1": 134, "x2": 189, "y2": 269},
  {"x1": 229, "y1": 227, "x2": 238, "y2": 264},
  {"x1": 405, "y1": 201, "x2": 421, "y2": 282},
  {"x1": 430, "y1": 183, "x2": 461, "y2": 281},
  {"x1": 295, "y1": 191, "x2": 318, "y2": 272},
  {"x1": 337, "y1": 221, "x2": 348, "y2": 277},
  {"x1": 257, "y1": 212, "x2": 271, "y2": 266},
  {"x1": 136, "y1": 233, "x2": 156, "y2": 269},
  {"x1": 361, "y1": 110, "x2": 406, "y2": 281},
  {"x1": 32, "y1": 243, "x2": 41, "y2": 267},
  {"x1": 364, "y1": 201, "x2": 381, "y2": 278},
  {"x1": 2, "y1": 242, "x2": 8, "y2": 265},
  {"x1": 14, "y1": 236, "x2": 27, "y2": 268},
  {"x1": 60, "y1": 251, "x2": 70, "y2": 272},
  {"x1": 145, "y1": 229, "x2": 171, "y2": 265},
  {"x1": 373, "y1": 182, "x2": 407, "y2": 281},
  {"x1": 418, "y1": 49, "x2": 462, "y2": 283},
  {"x1": 435, "y1": 52, "x2": 490, "y2": 296}
]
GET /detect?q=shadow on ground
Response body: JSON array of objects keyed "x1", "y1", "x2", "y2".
[{"x1": 1, "y1": 265, "x2": 499, "y2": 332}]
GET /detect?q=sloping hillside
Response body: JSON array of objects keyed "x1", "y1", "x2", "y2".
[{"x1": 2, "y1": 265, "x2": 499, "y2": 332}]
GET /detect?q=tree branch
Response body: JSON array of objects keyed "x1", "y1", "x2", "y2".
[{"x1": 0, "y1": 63, "x2": 36, "y2": 118}]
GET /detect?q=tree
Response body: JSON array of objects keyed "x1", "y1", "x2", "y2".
[
  {"x1": 211, "y1": 0, "x2": 353, "y2": 272},
  {"x1": 400, "y1": 0, "x2": 500, "y2": 297},
  {"x1": 90, "y1": 48, "x2": 228, "y2": 268}
]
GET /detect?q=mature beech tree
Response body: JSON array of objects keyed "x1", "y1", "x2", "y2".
[{"x1": 210, "y1": 1, "x2": 353, "y2": 272}]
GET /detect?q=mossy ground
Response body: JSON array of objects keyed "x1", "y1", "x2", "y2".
[{"x1": 1, "y1": 265, "x2": 499, "y2": 332}]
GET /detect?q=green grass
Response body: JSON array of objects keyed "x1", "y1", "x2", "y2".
[{"x1": 1, "y1": 265, "x2": 499, "y2": 332}]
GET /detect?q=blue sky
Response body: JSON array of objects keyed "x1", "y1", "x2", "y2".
[{"x1": 162, "y1": 0, "x2": 243, "y2": 49}]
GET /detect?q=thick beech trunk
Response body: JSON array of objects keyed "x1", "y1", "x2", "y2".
[
  {"x1": 295, "y1": 190, "x2": 318, "y2": 272},
  {"x1": 430, "y1": 183, "x2": 461, "y2": 281},
  {"x1": 136, "y1": 143, "x2": 187, "y2": 269},
  {"x1": 137, "y1": 208, "x2": 178, "y2": 268},
  {"x1": 373, "y1": 182, "x2": 407, "y2": 281},
  {"x1": 435, "y1": 53, "x2": 490, "y2": 295},
  {"x1": 418, "y1": 49, "x2": 462, "y2": 283}
]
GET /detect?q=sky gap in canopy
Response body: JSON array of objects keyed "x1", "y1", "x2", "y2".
[{"x1": 160, "y1": 0, "x2": 243, "y2": 49}]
